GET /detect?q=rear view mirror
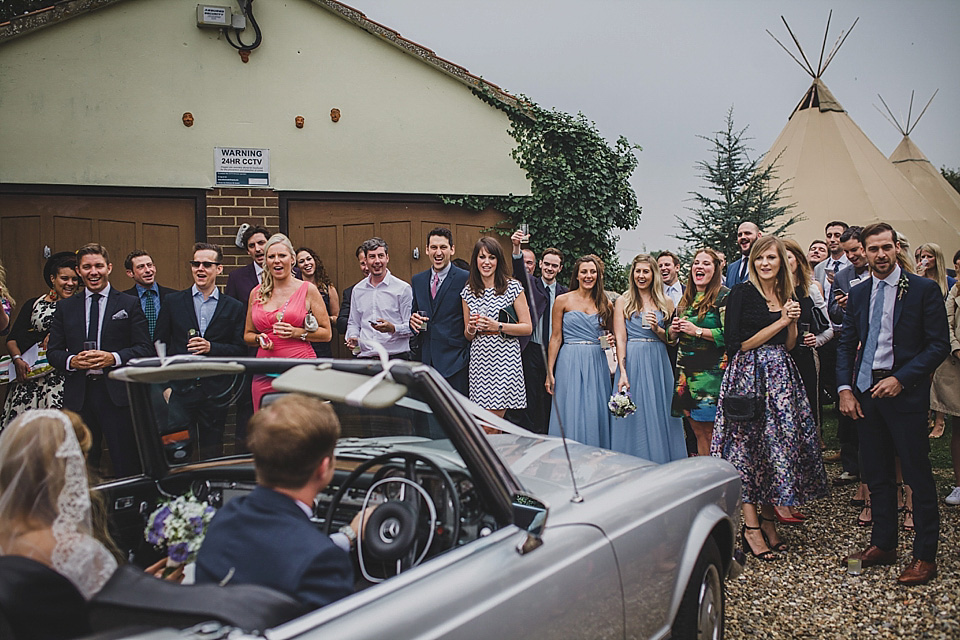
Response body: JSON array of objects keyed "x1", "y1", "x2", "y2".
[{"x1": 513, "y1": 494, "x2": 547, "y2": 555}]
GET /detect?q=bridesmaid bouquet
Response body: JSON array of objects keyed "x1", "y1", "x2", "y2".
[
  {"x1": 145, "y1": 492, "x2": 216, "y2": 573},
  {"x1": 608, "y1": 391, "x2": 637, "y2": 418}
]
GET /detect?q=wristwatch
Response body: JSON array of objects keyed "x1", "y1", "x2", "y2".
[
  {"x1": 339, "y1": 524, "x2": 357, "y2": 549},
  {"x1": 696, "y1": 327, "x2": 704, "y2": 338},
  {"x1": 498, "y1": 322, "x2": 504, "y2": 337}
]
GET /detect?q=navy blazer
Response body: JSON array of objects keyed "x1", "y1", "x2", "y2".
[
  {"x1": 836, "y1": 272, "x2": 949, "y2": 411},
  {"x1": 195, "y1": 486, "x2": 353, "y2": 611},
  {"x1": 47, "y1": 287, "x2": 153, "y2": 408},
  {"x1": 411, "y1": 266, "x2": 469, "y2": 377},
  {"x1": 153, "y1": 288, "x2": 246, "y2": 357},
  {"x1": 511, "y1": 256, "x2": 568, "y2": 351},
  {"x1": 225, "y1": 263, "x2": 259, "y2": 311},
  {"x1": 725, "y1": 257, "x2": 749, "y2": 289}
]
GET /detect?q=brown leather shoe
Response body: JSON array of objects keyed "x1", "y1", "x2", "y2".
[
  {"x1": 845, "y1": 545, "x2": 896, "y2": 568},
  {"x1": 897, "y1": 558, "x2": 937, "y2": 586}
]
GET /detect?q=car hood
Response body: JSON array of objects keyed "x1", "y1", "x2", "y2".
[{"x1": 490, "y1": 433, "x2": 657, "y2": 492}]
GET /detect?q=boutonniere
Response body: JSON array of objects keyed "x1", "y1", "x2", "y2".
[{"x1": 897, "y1": 273, "x2": 909, "y2": 301}]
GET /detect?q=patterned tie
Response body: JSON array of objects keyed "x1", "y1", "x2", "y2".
[
  {"x1": 431, "y1": 272, "x2": 439, "y2": 299},
  {"x1": 86, "y1": 293, "x2": 101, "y2": 346},
  {"x1": 833, "y1": 260, "x2": 841, "y2": 273},
  {"x1": 143, "y1": 289, "x2": 157, "y2": 339},
  {"x1": 856, "y1": 281, "x2": 886, "y2": 392},
  {"x1": 541, "y1": 286, "x2": 552, "y2": 344}
]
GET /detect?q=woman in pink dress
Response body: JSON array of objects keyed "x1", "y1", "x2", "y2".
[{"x1": 244, "y1": 234, "x2": 331, "y2": 410}]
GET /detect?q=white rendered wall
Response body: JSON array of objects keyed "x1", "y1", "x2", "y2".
[{"x1": 0, "y1": 0, "x2": 530, "y2": 195}]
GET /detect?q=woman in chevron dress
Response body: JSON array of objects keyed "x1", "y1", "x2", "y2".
[{"x1": 460, "y1": 237, "x2": 532, "y2": 418}]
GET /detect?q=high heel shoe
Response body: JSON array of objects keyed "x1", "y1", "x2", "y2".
[
  {"x1": 857, "y1": 502, "x2": 872, "y2": 527},
  {"x1": 760, "y1": 516, "x2": 789, "y2": 552},
  {"x1": 741, "y1": 524, "x2": 777, "y2": 561},
  {"x1": 902, "y1": 508, "x2": 915, "y2": 532},
  {"x1": 774, "y1": 509, "x2": 804, "y2": 525}
]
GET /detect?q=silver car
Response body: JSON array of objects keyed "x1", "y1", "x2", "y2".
[{"x1": 87, "y1": 356, "x2": 742, "y2": 639}]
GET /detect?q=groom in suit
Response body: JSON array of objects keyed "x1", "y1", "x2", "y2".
[
  {"x1": 838, "y1": 223, "x2": 949, "y2": 586},
  {"x1": 409, "y1": 227, "x2": 469, "y2": 395},
  {"x1": 196, "y1": 394, "x2": 371, "y2": 610},
  {"x1": 154, "y1": 243, "x2": 247, "y2": 458},
  {"x1": 48, "y1": 243, "x2": 153, "y2": 477}
]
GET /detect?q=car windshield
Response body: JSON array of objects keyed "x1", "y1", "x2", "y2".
[{"x1": 137, "y1": 371, "x2": 450, "y2": 468}]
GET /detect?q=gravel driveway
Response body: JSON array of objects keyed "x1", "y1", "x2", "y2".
[{"x1": 726, "y1": 461, "x2": 960, "y2": 639}]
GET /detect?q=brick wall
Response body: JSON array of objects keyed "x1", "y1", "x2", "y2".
[{"x1": 205, "y1": 187, "x2": 280, "y2": 289}]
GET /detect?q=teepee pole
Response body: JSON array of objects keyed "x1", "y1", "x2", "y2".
[
  {"x1": 767, "y1": 29, "x2": 814, "y2": 77},
  {"x1": 816, "y1": 10, "x2": 833, "y2": 76},
  {"x1": 909, "y1": 90, "x2": 939, "y2": 136},
  {"x1": 820, "y1": 17, "x2": 858, "y2": 75},
  {"x1": 876, "y1": 94, "x2": 906, "y2": 136},
  {"x1": 781, "y1": 16, "x2": 816, "y2": 76}
]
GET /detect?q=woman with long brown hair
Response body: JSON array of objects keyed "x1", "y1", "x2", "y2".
[
  {"x1": 712, "y1": 236, "x2": 828, "y2": 561},
  {"x1": 546, "y1": 255, "x2": 614, "y2": 448},
  {"x1": 611, "y1": 254, "x2": 685, "y2": 462},
  {"x1": 668, "y1": 248, "x2": 729, "y2": 457},
  {"x1": 459, "y1": 237, "x2": 532, "y2": 418},
  {"x1": 295, "y1": 247, "x2": 340, "y2": 358}
]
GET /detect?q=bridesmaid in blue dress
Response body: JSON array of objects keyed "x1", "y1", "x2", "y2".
[
  {"x1": 546, "y1": 255, "x2": 614, "y2": 448},
  {"x1": 612, "y1": 254, "x2": 686, "y2": 463}
]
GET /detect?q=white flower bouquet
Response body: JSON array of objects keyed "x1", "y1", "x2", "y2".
[
  {"x1": 144, "y1": 492, "x2": 216, "y2": 568},
  {"x1": 608, "y1": 390, "x2": 637, "y2": 418}
]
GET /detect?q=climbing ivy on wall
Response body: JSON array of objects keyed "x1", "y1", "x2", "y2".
[{"x1": 441, "y1": 91, "x2": 641, "y2": 292}]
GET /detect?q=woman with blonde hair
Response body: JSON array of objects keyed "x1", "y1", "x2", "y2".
[
  {"x1": 0, "y1": 409, "x2": 118, "y2": 601},
  {"x1": 668, "y1": 248, "x2": 729, "y2": 457},
  {"x1": 917, "y1": 242, "x2": 957, "y2": 438},
  {"x1": 611, "y1": 255, "x2": 685, "y2": 462},
  {"x1": 546, "y1": 255, "x2": 614, "y2": 448},
  {"x1": 712, "y1": 236, "x2": 828, "y2": 561},
  {"x1": 244, "y1": 234, "x2": 331, "y2": 410}
]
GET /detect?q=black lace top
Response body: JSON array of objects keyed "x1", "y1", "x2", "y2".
[{"x1": 724, "y1": 282, "x2": 787, "y2": 355}]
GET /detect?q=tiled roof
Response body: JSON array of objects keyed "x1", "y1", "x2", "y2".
[{"x1": 0, "y1": 0, "x2": 517, "y2": 106}]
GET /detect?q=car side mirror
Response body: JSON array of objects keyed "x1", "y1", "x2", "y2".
[{"x1": 512, "y1": 494, "x2": 547, "y2": 555}]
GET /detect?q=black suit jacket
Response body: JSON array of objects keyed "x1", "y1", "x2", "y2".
[
  {"x1": 411, "y1": 266, "x2": 469, "y2": 377},
  {"x1": 47, "y1": 286, "x2": 153, "y2": 408},
  {"x1": 837, "y1": 271, "x2": 949, "y2": 412},
  {"x1": 153, "y1": 288, "x2": 247, "y2": 357},
  {"x1": 337, "y1": 283, "x2": 355, "y2": 336},
  {"x1": 225, "y1": 263, "x2": 259, "y2": 311},
  {"x1": 511, "y1": 256, "x2": 568, "y2": 351},
  {"x1": 196, "y1": 486, "x2": 353, "y2": 610}
]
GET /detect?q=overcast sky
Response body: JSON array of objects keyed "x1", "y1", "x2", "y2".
[{"x1": 355, "y1": 0, "x2": 960, "y2": 260}]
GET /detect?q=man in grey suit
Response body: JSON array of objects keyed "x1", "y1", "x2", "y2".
[{"x1": 724, "y1": 221, "x2": 762, "y2": 288}]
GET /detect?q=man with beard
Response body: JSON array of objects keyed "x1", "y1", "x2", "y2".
[
  {"x1": 840, "y1": 223, "x2": 948, "y2": 586},
  {"x1": 724, "y1": 222, "x2": 761, "y2": 288}
]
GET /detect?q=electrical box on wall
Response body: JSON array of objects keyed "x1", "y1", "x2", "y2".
[{"x1": 197, "y1": 5, "x2": 232, "y2": 28}]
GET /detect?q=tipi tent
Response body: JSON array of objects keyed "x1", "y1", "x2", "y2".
[
  {"x1": 879, "y1": 92, "x2": 960, "y2": 234},
  {"x1": 759, "y1": 16, "x2": 960, "y2": 247}
]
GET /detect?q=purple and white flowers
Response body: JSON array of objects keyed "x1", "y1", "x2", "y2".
[
  {"x1": 608, "y1": 390, "x2": 637, "y2": 419},
  {"x1": 144, "y1": 492, "x2": 216, "y2": 565}
]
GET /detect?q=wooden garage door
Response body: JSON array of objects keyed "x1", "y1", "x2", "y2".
[
  {"x1": 287, "y1": 199, "x2": 512, "y2": 356},
  {"x1": 0, "y1": 193, "x2": 197, "y2": 316}
]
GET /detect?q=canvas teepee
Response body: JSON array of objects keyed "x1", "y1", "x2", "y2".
[
  {"x1": 759, "y1": 15, "x2": 960, "y2": 247},
  {"x1": 878, "y1": 91, "x2": 960, "y2": 232}
]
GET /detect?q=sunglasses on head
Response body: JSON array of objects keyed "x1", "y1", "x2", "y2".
[{"x1": 189, "y1": 260, "x2": 221, "y2": 268}]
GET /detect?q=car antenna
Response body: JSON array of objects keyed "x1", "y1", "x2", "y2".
[{"x1": 537, "y1": 304, "x2": 584, "y2": 504}]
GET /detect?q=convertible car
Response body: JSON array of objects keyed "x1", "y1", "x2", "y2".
[{"x1": 71, "y1": 355, "x2": 740, "y2": 639}]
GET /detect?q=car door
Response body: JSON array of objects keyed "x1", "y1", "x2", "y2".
[{"x1": 278, "y1": 523, "x2": 624, "y2": 640}]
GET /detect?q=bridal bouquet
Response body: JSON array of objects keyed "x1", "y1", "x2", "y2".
[
  {"x1": 608, "y1": 390, "x2": 637, "y2": 419},
  {"x1": 145, "y1": 492, "x2": 216, "y2": 568}
]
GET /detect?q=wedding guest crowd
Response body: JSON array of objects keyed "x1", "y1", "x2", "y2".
[{"x1": 0, "y1": 216, "x2": 957, "y2": 588}]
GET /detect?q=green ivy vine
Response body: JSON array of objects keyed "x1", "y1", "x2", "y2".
[{"x1": 441, "y1": 91, "x2": 642, "y2": 292}]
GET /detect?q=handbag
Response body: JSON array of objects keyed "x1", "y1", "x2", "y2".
[
  {"x1": 811, "y1": 305, "x2": 829, "y2": 335},
  {"x1": 304, "y1": 307, "x2": 320, "y2": 333},
  {"x1": 722, "y1": 353, "x2": 763, "y2": 421},
  {"x1": 497, "y1": 305, "x2": 518, "y2": 325}
]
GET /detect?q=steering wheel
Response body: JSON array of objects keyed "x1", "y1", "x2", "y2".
[{"x1": 322, "y1": 451, "x2": 461, "y2": 582}]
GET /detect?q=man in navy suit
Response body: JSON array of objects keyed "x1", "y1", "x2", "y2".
[
  {"x1": 225, "y1": 225, "x2": 270, "y2": 444},
  {"x1": 196, "y1": 394, "x2": 371, "y2": 610},
  {"x1": 724, "y1": 221, "x2": 762, "y2": 288},
  {"x1": 409, "y1": 227, "x2": 470, "y2": 395},
  {"x1": 48, "y1": 243, "x2": 153, "y2": 477},
  {"x1": 122, "y1": 250, "x2": 176, "y2": 340},
  {"x1": 838, "y1": 223, "x2": 949, "y2": 586},
  {"x1": 154, "y1": 243, "x2": 247, "y2": 458},
  {"x1": 508, "y1": 231, "x2": 567, "y2": 433}
]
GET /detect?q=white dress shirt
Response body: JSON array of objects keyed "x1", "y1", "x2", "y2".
[
  {"x1": 67, "y1": 284, "x2": 122, "y2": 372},
  {"x1": 346, "y1": 270, "x2": 414, "y2": 357},
  {"x1": 663, "y1": 281, "x2": 683, "y2": 306},
  {"x1": 837, "y1": 265, "x2": 900, "y2": 393}
]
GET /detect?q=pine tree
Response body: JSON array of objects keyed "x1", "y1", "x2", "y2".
[{"x1": 675, "y1": 107, "x2": 800, "y2": 260}]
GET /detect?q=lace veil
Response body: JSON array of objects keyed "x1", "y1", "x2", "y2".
[{"x1": 0, "y1": 409, "x2": 118, "y2": 599}]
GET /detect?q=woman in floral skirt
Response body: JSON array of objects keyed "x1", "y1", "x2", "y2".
[{"x1": 712, "y1": 236, "x2": 829, "y2": 561}]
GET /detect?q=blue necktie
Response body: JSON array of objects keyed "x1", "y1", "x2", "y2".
[{"x1": 856, "y1": 281, "x2": 886, "y2": 392}]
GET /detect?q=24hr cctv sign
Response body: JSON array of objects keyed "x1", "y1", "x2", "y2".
[{"x1": 215, "y1": 147, "x2": 270, "y2": 186}]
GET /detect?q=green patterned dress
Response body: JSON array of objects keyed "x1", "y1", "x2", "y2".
[{"x1": 671, "y1": 288, "x2": 730, "y2": 422}]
